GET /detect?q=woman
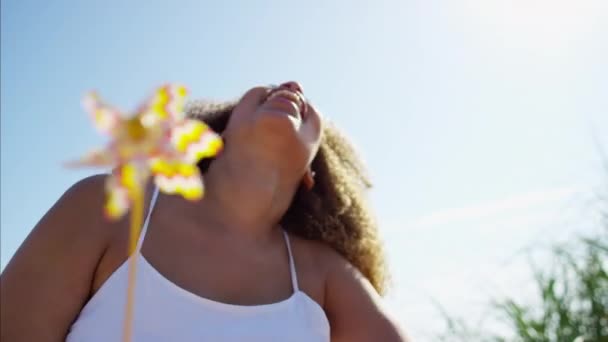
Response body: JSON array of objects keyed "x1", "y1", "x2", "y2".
[{"x1": 1, "y1": 82, "x2": 408, "y2": 341}]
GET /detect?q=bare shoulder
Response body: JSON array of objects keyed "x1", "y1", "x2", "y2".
[
  {"x1": 293, "y1": 238, "x2": 410, "y2": 342},
  {"x1": 282, "y1": 234, "x2": 331, "y2": 307},
  {"x1": 288, "y1": 235, "x2": 372, "y2": 288},
  {"x1": 51, "y1": 174, "x2": 125, "y2": 238},
  {"x1": 285, "y1": 233, "x2": 334, "y2": 269},
  {"x1": 0, "y1": 174, "x2": 118, "y2": 341},
  {"x1": 23, "y1": 173, "x2": 118, "y2": 247}
]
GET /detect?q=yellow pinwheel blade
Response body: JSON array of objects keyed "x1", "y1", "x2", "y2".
[
  {"x1": 104, "y1": 164, "x2": 144, "y2": 220},
  {"x1": 170, "y1": 119, "x2": 223, "y2": 164},
  {"x1": 138, "y1": 84, "x2": 188, "y2": 125},
  {"x1": 149, "y1": 159, "x2": 203, "y2": 200},
  {"x1": 104, "y1": 175, "x2": 130, "y2": 220},
  {"x1": 82, "y1": 92, "x2": 122, "y2": 135}
]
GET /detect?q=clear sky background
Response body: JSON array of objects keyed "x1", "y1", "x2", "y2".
[{"x1": 2, "y1": 0, "x2": 607, "y2": 339}]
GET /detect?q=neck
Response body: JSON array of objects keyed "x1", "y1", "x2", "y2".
[{"x1": 171, "y1": 154, "x2": 297, "y2": 241}]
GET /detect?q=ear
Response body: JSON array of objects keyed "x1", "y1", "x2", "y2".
[{"x1": 302, "y1": 169, "x2": 315, "y2": 190}]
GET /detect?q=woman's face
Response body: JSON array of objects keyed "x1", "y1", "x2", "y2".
[{"x1": 221, "y1": 82, "x2": 323, "y2": 181}]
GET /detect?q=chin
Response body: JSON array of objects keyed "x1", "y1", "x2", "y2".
[
  {"x1": 238, "y1": 112, "x2": 309, "y2": 165},
  {"x1": 254, "y1": 108, "x2": 303, "y2": 132},
  {"x1": 246, "y1": 111, "x2": 302, "y2": 146}
]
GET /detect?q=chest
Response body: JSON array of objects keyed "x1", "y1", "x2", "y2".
[
  {"x1": 93, "y1": 223, "x2": 305, "y2": 307},
  {"x1": 142, "y1": 234, "x2": 295, "y2": 306}
]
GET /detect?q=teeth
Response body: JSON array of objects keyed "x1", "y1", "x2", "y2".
[{"x1": 266, "y1": 89, "x2": 304, "y2": 111}]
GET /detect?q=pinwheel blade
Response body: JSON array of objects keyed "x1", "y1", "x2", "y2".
[
  {"x1": 65, "y1": 147, "x2": 117, "y2": 168},
  {"x1": 171, "y1": 119, "x2": 223, "y2": 164},
  {"x1": 138, "y1": 84, "x2": 188, "y2": 126},
  {"x1": 82, "y1": 92, "x2": 122, "y2": 135},
  {"x1": 150, "y1": 158, "x2": 203, "y2": 201}
]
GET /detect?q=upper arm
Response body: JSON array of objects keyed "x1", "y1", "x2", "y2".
[
  {"x1": 323, "y1": 251, "x2": 409, "y2": 342},
  {"x1": 0, "y1": 175, "x2": 114, "y2": 342}
]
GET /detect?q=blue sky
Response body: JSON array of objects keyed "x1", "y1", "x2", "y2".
[{"x1": 2, "y1": 0, "x2": 607, "y2": 339}]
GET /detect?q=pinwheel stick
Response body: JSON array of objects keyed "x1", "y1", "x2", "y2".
[
  {"x1": 69, "y1": 84, "x2": 223, "y2": 342},
  {"x1": 122, "y1": 184, "x2": 144, "y2": 342}
]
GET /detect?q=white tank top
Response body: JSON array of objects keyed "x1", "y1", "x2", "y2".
[{"x1": 66, "y1": 188, "x2": 330, "y2": 341}]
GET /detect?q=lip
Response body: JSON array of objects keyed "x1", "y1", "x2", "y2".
[
  {"x1": 262, "y1": 88, "x2": 308, "y2": 120},
  {"x1": 266, "y1": 96, "x2": 301, "y2": 118}
]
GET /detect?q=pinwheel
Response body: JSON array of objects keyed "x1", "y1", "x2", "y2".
[{"x1": 68, "y1": 84, "x2": 223, "y2": 342}]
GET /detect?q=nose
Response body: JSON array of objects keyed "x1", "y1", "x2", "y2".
[{"x1": 278, "y1": 81, "x2": 304, "y2": 93}]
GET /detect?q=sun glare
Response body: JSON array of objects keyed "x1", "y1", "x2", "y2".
[{"x1": 462, "y1": 0, "x2": 606, "y2": 51}]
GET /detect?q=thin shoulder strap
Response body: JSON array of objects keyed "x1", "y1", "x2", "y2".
[
  {"x1": 282, "y1": 230, "x2": 300, "y2": 293},
  {"x1": 135, "y1": 187, "x2": 160, "y2": 252}
]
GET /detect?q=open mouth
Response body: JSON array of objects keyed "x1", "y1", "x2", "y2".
[{"x1": 261, "y1": 89, "x2": 307, "y2": 120}]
